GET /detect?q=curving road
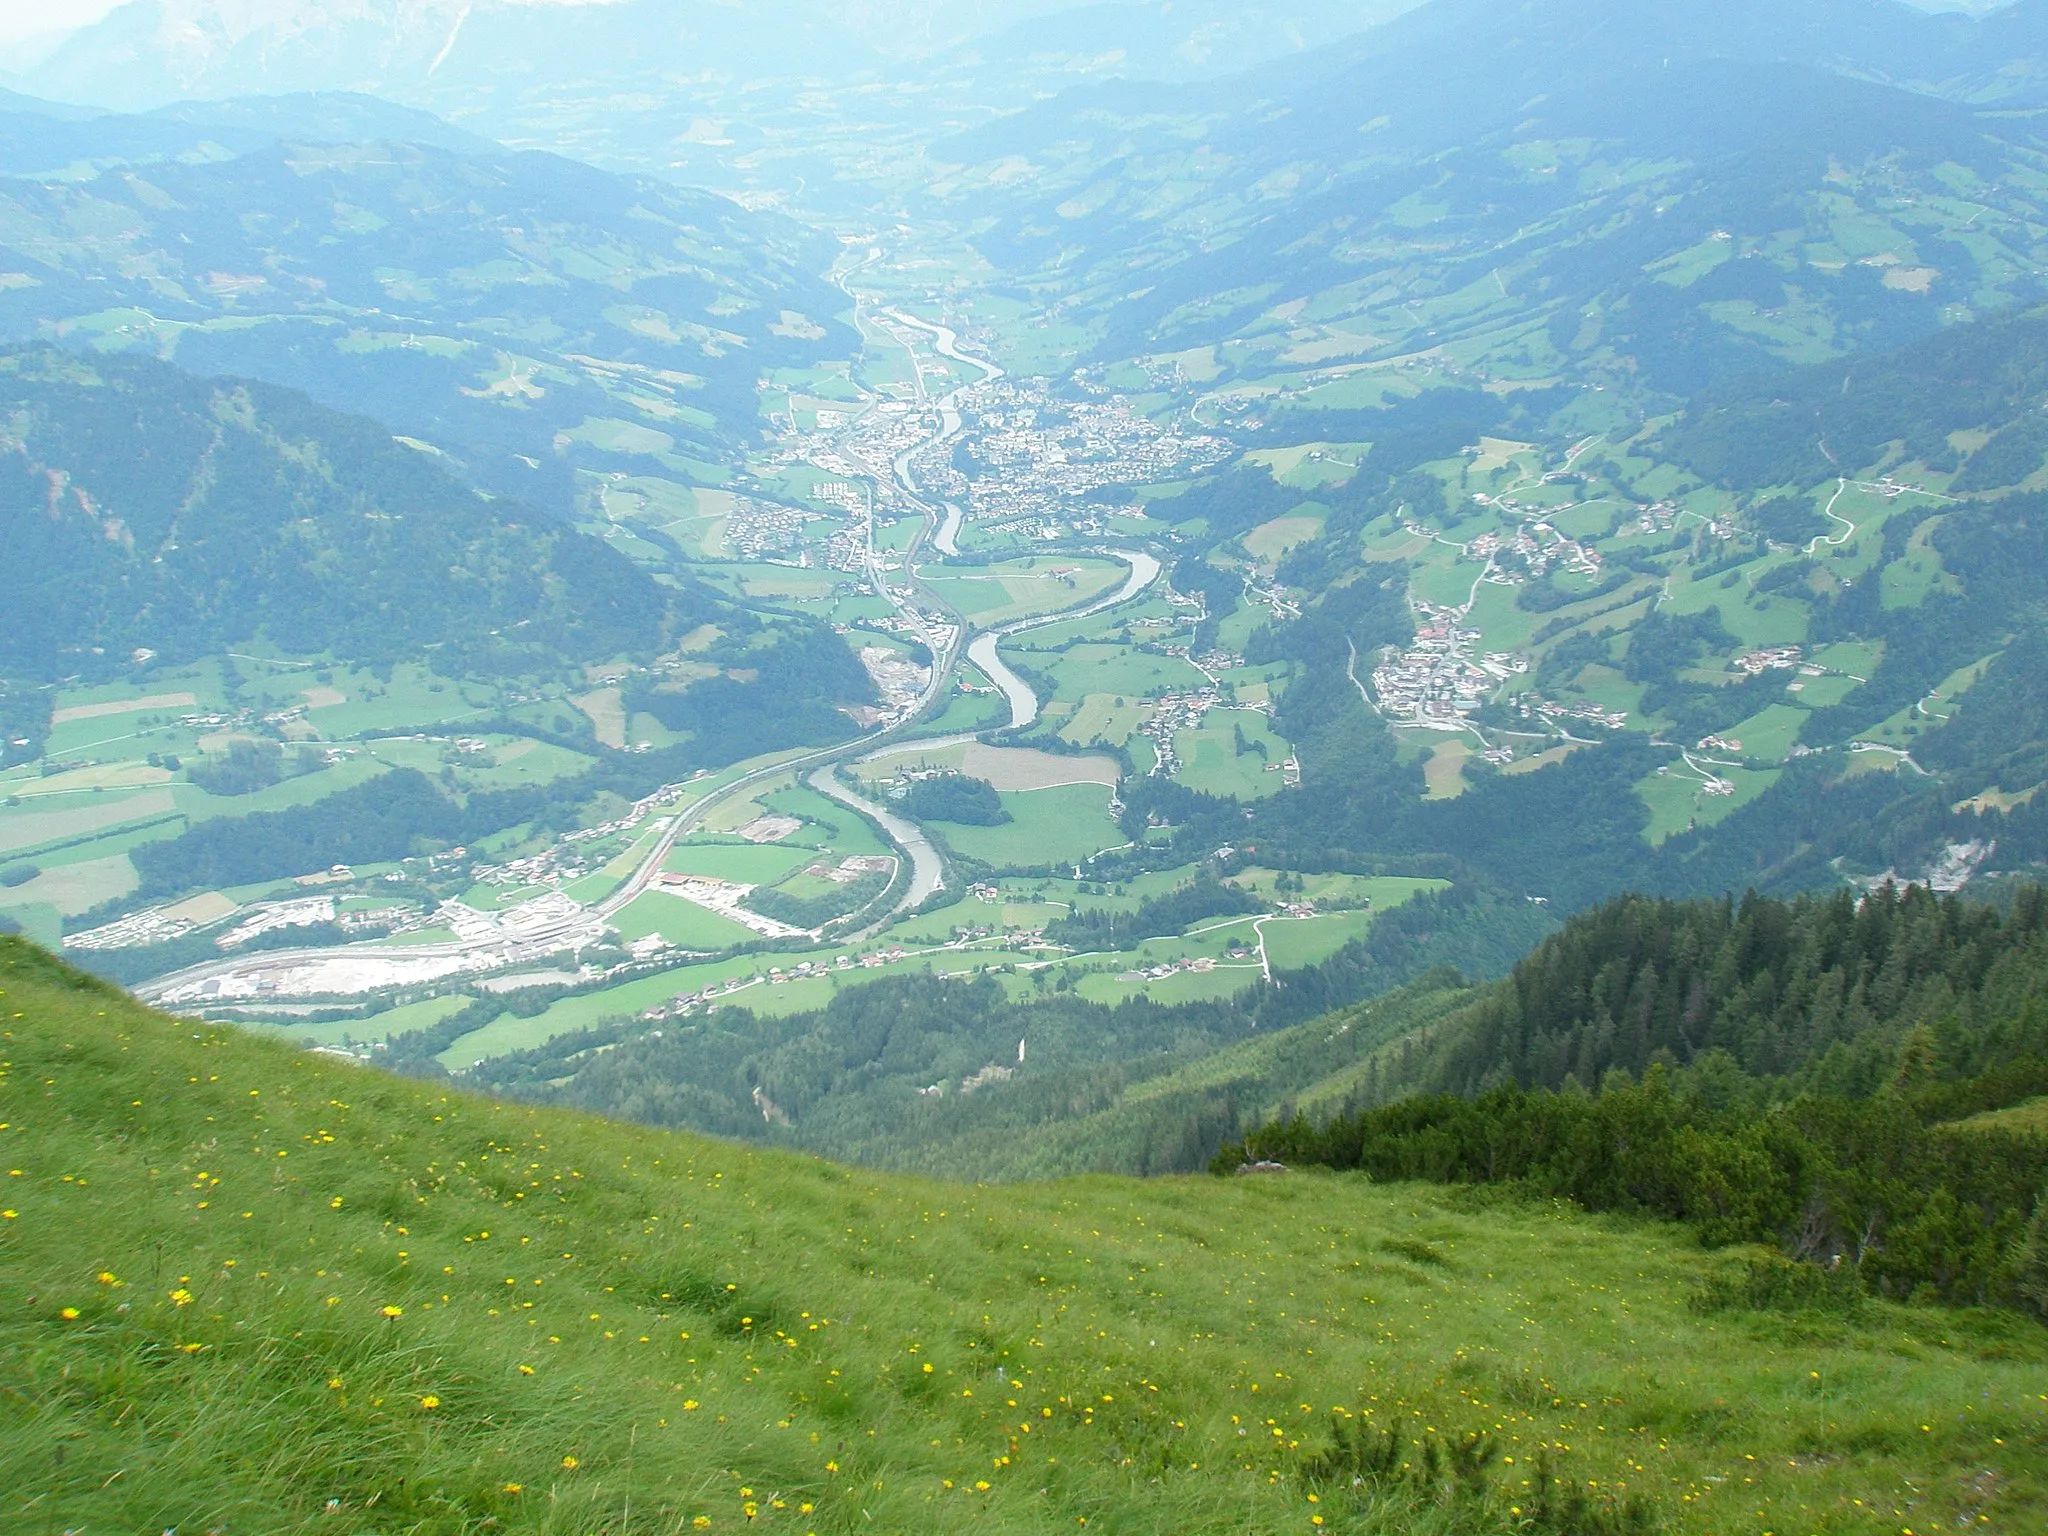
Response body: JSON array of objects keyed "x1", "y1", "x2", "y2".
[{"x1": 141, "y1": 292, "x2": 1163, "y2": 1006}]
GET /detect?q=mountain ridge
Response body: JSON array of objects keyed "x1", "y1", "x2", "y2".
[{"x1": 0, "y1": 343, "x2": 674, "y2": 682}]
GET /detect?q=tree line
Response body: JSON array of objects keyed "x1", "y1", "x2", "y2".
[{"x1": 1221, "y1": 883, "x2": 2048, "y2": 1315}]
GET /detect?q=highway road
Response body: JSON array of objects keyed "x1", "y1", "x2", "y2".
[{"x1": 140, "y1": 287, "x2": 1163, "y2": 1008}]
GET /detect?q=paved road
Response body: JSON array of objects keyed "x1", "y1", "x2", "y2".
[{"x1": 141, "y1": 298, "x2": 1161, "y2": 1006}]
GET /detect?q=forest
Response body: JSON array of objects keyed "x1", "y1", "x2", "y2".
[
  {"x1": 625, "y1": 623, "x2": 875, "y2": 756},
  {"x1": 1228, "y1": 883, "x2": 2048, "y2": 1312},
  {"x1": 0, "y1": 347, "x2": 678, "y2": 680},
  {"x1": 901, "y1": 773, "x2": 1009, "y2": 826}
]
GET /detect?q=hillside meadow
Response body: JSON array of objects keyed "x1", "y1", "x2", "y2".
[{"x1": 1, "y1": 936, "x2": 2044, "y2": 1534}]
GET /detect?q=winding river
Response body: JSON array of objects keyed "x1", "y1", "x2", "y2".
[
  {"x1": 966, "y1": 550, "x2": 1163, "y2": 731},
  {"x1": 139, "y1": 301, "x2": 1167, "y2": 1000},
  {"x1": 805, "y1": 766, "x2": 946, "y2": 926}
]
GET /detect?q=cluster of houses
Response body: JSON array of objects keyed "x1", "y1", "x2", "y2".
[
  {"x1": 1734, "y1": 646, "x2": 1804, "y2": 675},
  {"x1": 470, "y1": 780, "x2": 694, "y2": 893},
  {"x1": 721, "y1": 495, "x2": 820, "y2": 560},
  {"x1": 934, "y1": 377, "x2": 1228, "y2": 539},
  {"x1": 1371, "y1": 617, "x2": 1506, "y2": 728}
]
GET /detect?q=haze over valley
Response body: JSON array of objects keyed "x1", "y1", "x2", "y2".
[{"x1": 5, "y1": 4, "x2": 2048, "y2": 1533}]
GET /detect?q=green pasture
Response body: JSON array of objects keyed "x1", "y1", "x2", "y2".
[
  {"x1": 1636, "y1": 762, "x2": 1784, "y2": 845},
  {"x1": 9, "y1": 938, "x2": 2040, "y2": 1535},
  {"x1": 611, "y1": 890, "x2": 763, "y2": 953},
  {"x1": 1172, "y1": 711, "x2": 1290, "y2": 800},
  {"x1": 661, "y1": 843, "x2": 814, "y2": 885},
  {"x1": 1260, "y1": 911, "x2": 1376, "y2": 971},
  {"x1": 921, "y1": 558, "x2": 1125, "y2": 626},
  {"x1": 934, "y1": 785, "x2": 1124, "y2": 871},
  {"x1": 1039, "y1": 645, "x2": 1209, "y2": 705},
  {"x1": 1059, "y1": 693, "x2": 1152, "y2": 749}
]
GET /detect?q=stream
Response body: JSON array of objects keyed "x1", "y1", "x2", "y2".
[
  {"x1": 965, "y1": 550, "x2": 1164, "y2": 730},
  {"x1": 806, "y1": 765, "x2": 947, "y2": 927}
]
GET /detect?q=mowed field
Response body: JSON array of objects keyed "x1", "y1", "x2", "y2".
[
  {"x1": 934, "y1": 784, "x2": 1124, "y2": 869},
  {"x1": 0, "y1": 788, "x2": 179, "y2": 856},
  {"x1": 920, "y1": 557, "x2": 1126, "y2": 626},
  {"x1": 4, "y1": 940, "x2": 2042, "y2": 1536},
  {"x1": 1036, "y1": 643, "x2": 1210, "y2": 703},
  {"x1": 960, "y1": 743, "x2": 1119, "y2": 790},
  {"x1": 1172, "y1": 711, "x2": 1290, "y2": 799},
  {"x1": 1059, "y1": 693, "x2": 1153, "y2": 749}
]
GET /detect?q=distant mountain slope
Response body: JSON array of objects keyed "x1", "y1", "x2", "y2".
[
  {"x1": 940, "y1": 0, "x2": 1423, "y2": 83},
  {"x1": 0, "y1": 105, "x2": 853, "y2": 511},
  {"x1": 0, "y1": 88, "x2": 486, "y2": 177},
  {"x1": 0, "y1": 345, "x2": 672, "y2": 680},
  {"x1": 934, "y1": 0, "x2": 2048, "y2": 393},
  {"x1": 1663, "y1": 304, "x2": 2048, "y2": 491},
  {"x1": 25, "y1": 0, "x2": 889, "y2": 110},
  {"x1": 19, "y1": 0, "x2": 1425, "y2": 110},
  {"x1": 1085, "y1": 289, "x2": 2048, "y2": 925}
]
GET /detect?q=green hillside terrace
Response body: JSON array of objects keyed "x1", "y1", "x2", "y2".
[{"x1": 1, "y1": 935, "x2": 2045, "y2": 1534}]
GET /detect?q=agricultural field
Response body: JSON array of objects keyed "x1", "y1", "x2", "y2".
[
  {"x1": 1059, "y1": 693, "x2": 1154, "y2": 749},
  {"x1": 1171, "y1": 710, "x2": 1291, "y2": 799},
  {"x1": 1033, "y1": 644, "x2": 1209, "y2": 705},
  {"x1": 931, "y1": 784, "x2": 1124, "y2": 871},
  {"x1": 919, "y1": 557, "x2": 1126, "y2": 626}
]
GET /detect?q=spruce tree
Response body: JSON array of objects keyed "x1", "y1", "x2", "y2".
[{"x1": 2018, "y1": 1195, "x2": 2048, "y2": 1320}]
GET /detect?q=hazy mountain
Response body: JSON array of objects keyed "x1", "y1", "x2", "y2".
[
  {"x1": 0, "y1": 100, "x2": 852, "y2": 510},
  {"x1": 929, "y1": 0, "x2": 2048, "y2": 392},
  {"x1": 16, "y1": 0, "x2": 1439, "y2": 119},
  {"x1": 0, "y1": 345, "x2": 671, "y2": 680},
  {"x1": 938, "y1": 0, "x2": 1425, "y2": 84},
  {"x1": 0, "y1": 88, "x2": 486, "y2": 177},
  {"x1": 22, "y1": 0, "x2": 940, "y2": 112}
]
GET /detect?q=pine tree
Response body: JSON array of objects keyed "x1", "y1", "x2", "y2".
[
  {"x1": 1890, "y1": 1022, "x2": 1940, "y2": 1092},
  {"x1": 2017, "y1": 1194, "x2": 2048, "y2": 1320}
]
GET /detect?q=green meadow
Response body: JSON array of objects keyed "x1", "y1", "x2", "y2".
[{"x1": 3, "y1": 939, "x2": 2043, "y2": 1536}]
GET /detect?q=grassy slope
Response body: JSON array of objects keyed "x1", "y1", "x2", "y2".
[
  {"x1": 2, "y1": 938, "x2": 2045, "y2": 1535},
  {"x1": 1959, "y1": 1097, "x2": 2048, "y2": 1136}
]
